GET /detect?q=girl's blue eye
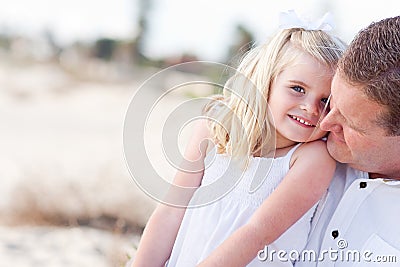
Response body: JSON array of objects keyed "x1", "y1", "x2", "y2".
[
  {"x1": 291, "y1": 86, "x2": 305, "y2": 93},
  {"x1": 320, "y1": 98, "x2": 330, "y2": 112},
  {"x1": 321, "y1": 98, "x2": 329, "y2": 104}
]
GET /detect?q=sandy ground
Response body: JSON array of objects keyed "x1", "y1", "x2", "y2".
[
  {"x1": 0, "y1": 59, "x2": 208, "y2": 266},
  {"x1": 0, "y1": 225, "x2": 139, "y2": 267}
]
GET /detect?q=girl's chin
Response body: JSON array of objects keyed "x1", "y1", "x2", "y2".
[{"x1": 304, "y1": 131, "x2": 327, "y2": 142}]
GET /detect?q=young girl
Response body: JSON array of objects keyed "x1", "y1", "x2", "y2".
[{"x1": 132, "y1": 22, "x2": 346, "y2": 267}]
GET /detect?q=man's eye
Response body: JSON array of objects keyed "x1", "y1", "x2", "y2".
[{"x1": 291, "y1": 86, "x2": 305, "y2": 93}]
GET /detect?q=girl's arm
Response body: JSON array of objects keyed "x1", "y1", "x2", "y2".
[
  {"x1": 198, "y1": 140, "x2": 336, "y2": 267},
  {"x1": 132, "y1": 120, "x2": 210, "y2": 267}
]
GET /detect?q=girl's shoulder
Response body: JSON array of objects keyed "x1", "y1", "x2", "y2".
[
  {"x1": 192, "y1": 118, "x2": 212, "y2": 139},
  {"x1": 186, "y1": 119, "x2": 214, "y2": 156},
  {"x1": 290, "y1": 140, "x2": 333, "y2": 168}
]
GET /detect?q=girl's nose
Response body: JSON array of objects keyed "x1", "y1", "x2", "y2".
[{"x1": 300, "y1": 100, "x2": 319, "y2": 116}]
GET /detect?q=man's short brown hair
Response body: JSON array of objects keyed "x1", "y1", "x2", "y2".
[{"x1": 338, "y1": 16, "x2": 400, "y2": 136}]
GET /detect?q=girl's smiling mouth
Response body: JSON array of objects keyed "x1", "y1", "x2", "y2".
[{"x1": 288, "y1": 115, "x2": 316, "y2": 127}]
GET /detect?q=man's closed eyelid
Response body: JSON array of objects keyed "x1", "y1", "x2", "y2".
[
  {"x1": 349, "y1": 123, "x2": 367, "y2": 134},
  {"x1": 340, "y1": 115, "x2": 366, "y2": 133}
]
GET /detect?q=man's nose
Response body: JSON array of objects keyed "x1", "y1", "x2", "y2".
[{"x1": 320, "y1": 110, "x2": 341, "y2": 132}]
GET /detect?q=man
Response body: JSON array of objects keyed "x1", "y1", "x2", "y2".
[{"x1": 295, "y1": 16, "x2": 400, "y2": 266}]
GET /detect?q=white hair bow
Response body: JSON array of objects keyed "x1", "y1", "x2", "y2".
[{"x1": 279, "y1": 10, "x2": 335, "y2": 31}]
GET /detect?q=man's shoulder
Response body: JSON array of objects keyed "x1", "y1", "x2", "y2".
[{"x1": 329, "y1": 163, "x2": 369, "y2": 195}]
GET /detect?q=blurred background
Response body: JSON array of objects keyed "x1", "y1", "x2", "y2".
[{"x1": 0, "y1": 0, "x2": 398, "y2": 266}]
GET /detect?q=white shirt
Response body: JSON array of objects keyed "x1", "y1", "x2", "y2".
[{"x1": 295, "y1": 163, "x2": 400, "y2": 267}]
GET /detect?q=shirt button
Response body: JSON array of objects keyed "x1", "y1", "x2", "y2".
[
  {"x1": 359, "y1": 182, "x2": 367, "y2": 189},
  {"x1": 332, "y1": 230, "x2": 339, "y2": 239}
]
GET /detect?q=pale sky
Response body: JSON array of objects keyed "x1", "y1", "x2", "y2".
[{"x1": 0, "y1": 0, "x2": 399, "y2": 61}]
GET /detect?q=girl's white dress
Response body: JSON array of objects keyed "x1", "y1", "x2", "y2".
[{"x1": 168, "y1": 144, "x2": 316, "y2": 266}]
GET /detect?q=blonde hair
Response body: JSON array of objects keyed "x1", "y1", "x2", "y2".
[{"x1": 205, "y1": 28, "x2": 346, "y2": 161}]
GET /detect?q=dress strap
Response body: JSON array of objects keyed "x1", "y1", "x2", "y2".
[{"x1": 285, "y1": 143, "x2": 302, "y2": 160}]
